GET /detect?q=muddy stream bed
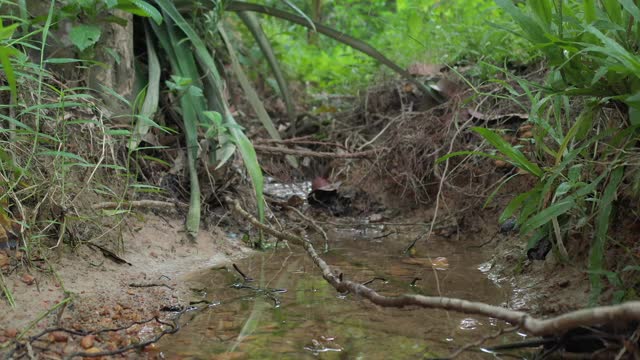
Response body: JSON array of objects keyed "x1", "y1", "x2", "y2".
[{"x1": 155, "y1": 190, "x2": 533, "y2": 359}]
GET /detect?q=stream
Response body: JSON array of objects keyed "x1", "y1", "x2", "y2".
[
  {"x1": 156, "y1": 225, "x2": 531, "y2": 359},
  {"x1": 155, "y1": 179, "x2": 532, "y2": 358}
]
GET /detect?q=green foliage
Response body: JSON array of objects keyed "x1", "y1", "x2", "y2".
[
  {"x1": 68, "y1": 24, "x2": 101, "y2": 51},
  {"x1": 255, "y1": 0, "x2": 526, "y2": 93},
  {"x1": 470, "y1": 0, "x2": 640, "y2": 302},
  {"x1": 60, "y1": 0, "x2": 162, "y2": 53}
]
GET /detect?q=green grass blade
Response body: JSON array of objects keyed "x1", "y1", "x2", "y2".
[
  {"x1": 472, "y1": 127, "x2": 543, "y2": 177},
  {"x1": 129, "y1": 25, "x2": 160, "y2": 150},
  {"x1": 583, "y1": 0, "x2": 597, "y2": 23},
  {"x1": 218, "y1": 23, "x2": 297, "y2": 168},
  {"x1": 236, "y1": 11, "x2": 297, "y2": 131},
  {"x1": 520, "y1": 197, "x2": 575, "y2": 236},
  {"x1": 589, "y1": 166, "x2": 624, "y2": 305},
  {"x1": 495, "y1": 0, "x2": 547, "y2": 44},
  {"x1": 601, "y1": 0, "x2": 623, "y2": 25}
]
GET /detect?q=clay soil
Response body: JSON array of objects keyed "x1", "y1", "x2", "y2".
[{"x1": 0, "y1": 213, "x2": 253, "y2": 358}]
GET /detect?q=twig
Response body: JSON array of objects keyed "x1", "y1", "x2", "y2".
[
  {"x1": 285, "y1": 206, "x2": 330, "y2": 252},
  {"x1": 232, "y1": 263, "x2": 254, "y2": 282},
  {"x1": 128, "y1": 283, "x2": 174, "y2": 290},
  {"x1": 254, "y1": 137, "x2": 348, "y2": 150},
  {"x1": 226, "y1": 196, "x2": 640, "y2": 337},
  {"x1": 431, "y1": 325, "x2": 520, "y2": 360}
]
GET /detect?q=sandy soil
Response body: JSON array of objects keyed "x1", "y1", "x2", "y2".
[{"x1": 0, "y1": 212, "x2": 253, "y2": 357}]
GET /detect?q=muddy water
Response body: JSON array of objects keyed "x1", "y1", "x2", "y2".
[{"x1": 157, "y1": 225, "x2": 530, "y2": 359}]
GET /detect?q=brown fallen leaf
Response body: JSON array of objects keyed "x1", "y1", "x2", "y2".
[{"x1": 84, "y1": 346, "x2": 102, "y2": 354}]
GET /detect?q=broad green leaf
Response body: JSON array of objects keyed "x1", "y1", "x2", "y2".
[{"x1": 69, "y1": 24, "x2": 101, "y2": 51}]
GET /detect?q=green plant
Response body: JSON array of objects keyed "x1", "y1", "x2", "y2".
[
  {"x1": 441, "y1": 0, "x2": 640, "y2": 303},
  {"x1": 253, "y1": 0, "x2": 526, "y2": 93}
]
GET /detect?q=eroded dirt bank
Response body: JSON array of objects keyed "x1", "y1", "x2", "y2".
[{"x1": 0, "y1": 213, "x2": 253, "y2": 357}]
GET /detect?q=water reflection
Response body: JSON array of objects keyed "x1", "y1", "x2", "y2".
[{"x1": 158, "y1": 229, "x2": 527, "y2": 359}]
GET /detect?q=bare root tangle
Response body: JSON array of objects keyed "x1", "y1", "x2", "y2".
[
  {"x1": 357, "y1": 77, "x2": 533, "y2": 205},
  {"x1": 226, "y1": 196, "x2": 640, "y2": 337}
]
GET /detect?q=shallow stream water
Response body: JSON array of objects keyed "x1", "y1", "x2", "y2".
[{"x1": 156, "y1": 223, "x2": 530, "y2": 359}]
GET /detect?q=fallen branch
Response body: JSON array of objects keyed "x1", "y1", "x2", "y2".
[
  {"x1": 226, "y1": 196, "x2": 640, "y2": 337},
  {"x1": 253, "y1": 145, "x2": 385, "y2": 158}
]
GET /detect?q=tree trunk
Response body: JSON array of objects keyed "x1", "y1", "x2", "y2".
[{"x1": 87, "y1": 11, "x2": 136, "y2": 121}]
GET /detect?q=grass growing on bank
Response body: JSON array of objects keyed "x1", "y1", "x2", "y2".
[{"x1": 439, "y1": 0, "x2": 640, "y2": 304}]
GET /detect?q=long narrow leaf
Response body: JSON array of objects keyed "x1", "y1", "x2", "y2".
[
  {"x1": 236, "y1": 11, "x2": 297, "y2": 131},
  {"x1": 520, "y1": 198, "x2": 575, "y2": 236},
  {"x1": 154, "y1": 0, "x2": 265, "y2": 223},
  {"x1": 472, "y1": 127, "x2": 543, "y2": 177},
  {"x1": 218, "y1": 24, "x2": 297, "y2": 168},
  {"x1": 226, "y1": 1, "x2": 443, "y2": 103},
  {"x1": 129, "y1": 25, "x2": 160, "y2": 150},
  {"x1": 589, "y1": 167, "x2": 624, "y2": 304}
]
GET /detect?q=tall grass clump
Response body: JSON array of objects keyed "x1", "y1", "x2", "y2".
[
  {"x1": 0, "y1": 1, "x2": 141, "y2": 305},
  {"x1": 460, "y1": 0, "x2": 640, "y2": 303}
]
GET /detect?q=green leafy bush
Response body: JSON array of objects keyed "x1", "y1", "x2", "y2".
[
  {"x1": 256, "y1": 0, "x2": 527, "y2": 93},
  {"x1": 467, "y1": 0, "x2": 640, "y2": 303}
]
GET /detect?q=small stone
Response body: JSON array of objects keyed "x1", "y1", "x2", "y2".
[
  {"x1": 80, "y1": 335, "x2": 94, "y2": 349},
  {"x1": 50, "y1": 331, "x2": 68, "y2": 342},
  {"x1": 143, "y1": 343, "x2": 157, "y2": 352},
  {"x1": 84, "y1": 346, "x2": 102, "y2": 354},
  {"x1": 499, "y1": 218, "x2": 518, "y2": 234},
  {"x1": 20, "y1": 273, "x2": 35, "y2": 285},
  {"x1": 4, "y1": 328, "x2": 18, "y2": 338}
]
